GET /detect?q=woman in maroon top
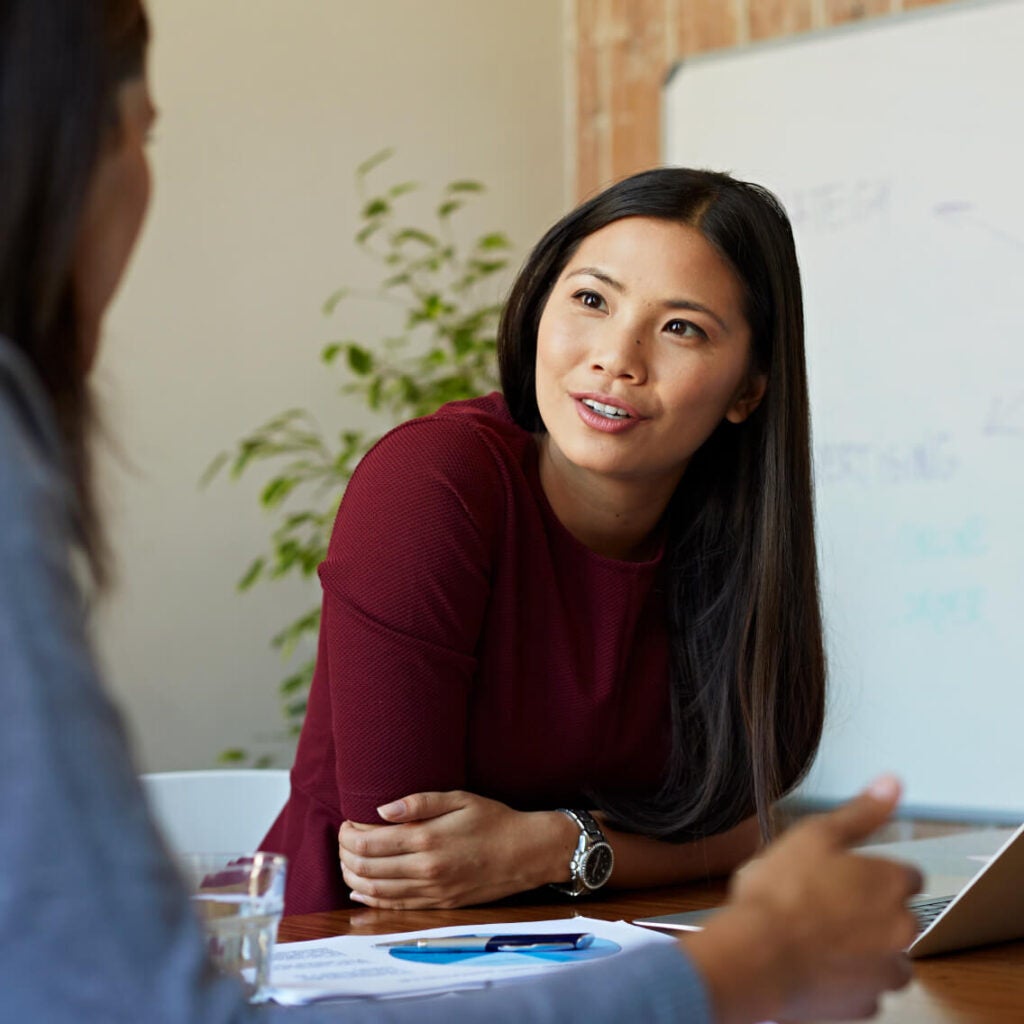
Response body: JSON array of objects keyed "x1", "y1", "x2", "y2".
[{"x1": 263, "y1": 169, "x2": 826, "y2": 915}]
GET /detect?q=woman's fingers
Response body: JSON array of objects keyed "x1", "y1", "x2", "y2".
[
  {"x1": 348, "y1": 891, "x2": 441, "y2": 910},
  {"x1": 376, "y1": 790, "x2": 468, "y2": 823},
  {"x1": 340, "y1": 847, "x2": 423, "y2": 880},
  {"x1": 342, "y1": 863, "x2": 457, "y2": 908},
  {"x1": 342, "y1": 866, "x2": 428, "y2": 899},
  {"x1": 338, "y1": 819, "x2": 433, "y2": 858}
]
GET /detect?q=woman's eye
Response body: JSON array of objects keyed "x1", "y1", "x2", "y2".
[
  {"x1": 573, "y1": 289, "x2": 606, "y2": 311},
  {"x1": 665, "y1": 318, "x2": 707, "y2": 340}
]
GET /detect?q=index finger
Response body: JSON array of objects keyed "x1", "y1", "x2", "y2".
[{"x1": 378, "y1": 790, "x2": 468, "y2": 823}]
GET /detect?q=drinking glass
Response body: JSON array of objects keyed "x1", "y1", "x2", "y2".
[{"x1": 182, "y1": 852, "x2": 287, "y2": 1003}]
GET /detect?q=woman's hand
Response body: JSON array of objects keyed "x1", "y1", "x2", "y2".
[
  {"x1": 338, "y1": 791, "x2": 575, "y2": 909},
  {"x1": 686, "y1": 776, "x2": 921, "y2": 1024}
]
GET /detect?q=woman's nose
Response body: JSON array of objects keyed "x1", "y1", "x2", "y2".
[{"x1": 590, "y1": 330, "x2": 647, "y2": 383}]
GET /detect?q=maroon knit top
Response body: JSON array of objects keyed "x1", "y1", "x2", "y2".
[{"x1": 262, "y1": 393, "x2": 672, "y2": 914}]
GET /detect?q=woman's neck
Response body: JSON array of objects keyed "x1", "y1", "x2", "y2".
[{"x1": 536, "y1": 434, "x2": 678, "y2": 561}]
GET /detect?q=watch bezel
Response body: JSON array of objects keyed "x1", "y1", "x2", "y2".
[{"x1": 580, "y1": 841, "x2": 615, "y2": 890}]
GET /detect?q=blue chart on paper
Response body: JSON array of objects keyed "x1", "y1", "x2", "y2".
[{"x1": 389, "y1": 937, "x2": 622, "y2": 967}]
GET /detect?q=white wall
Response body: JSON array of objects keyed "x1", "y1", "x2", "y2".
[{"x1": 93, "y1": 1, "x2": 567, "y2": 770}]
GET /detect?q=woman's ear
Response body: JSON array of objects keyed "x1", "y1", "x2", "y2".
[{"x1": 725, "y1": 373, "x2": 768, "y2": 424}]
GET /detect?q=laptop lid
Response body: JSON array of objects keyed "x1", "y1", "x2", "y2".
[
  {"x1": 633, "y1": 825, "x2": 1024, "y2": 959},
  {"x1": 903, "y1": 822, "x2": 1024, "y2": 957}
]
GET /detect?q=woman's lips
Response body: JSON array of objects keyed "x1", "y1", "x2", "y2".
[{"x1": 571, "y1": 393, "x2": 647, "y2": 434}]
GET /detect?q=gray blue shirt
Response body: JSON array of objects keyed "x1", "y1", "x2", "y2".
[{"x1": 0, "y1": 335, "x2": 711, "y2": 1024}]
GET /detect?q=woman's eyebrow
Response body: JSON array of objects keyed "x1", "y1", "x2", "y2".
[
  {"x1": 664, "y1": 297, "x2": 727, "y2": 332},
  {"x1": 568, "y1": 267, "x2": 623, "y2": 291},
  {"x1": 567, "y1": 266, "x2": 727, "y2": 330}
]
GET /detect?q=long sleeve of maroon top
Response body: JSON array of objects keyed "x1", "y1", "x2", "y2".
[{"x1": 263, "y1": 394, "x2": 672, "y2": 915}]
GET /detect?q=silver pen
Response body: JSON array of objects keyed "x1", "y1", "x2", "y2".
[{"x1": 375, "y1": 932, "x2": 595, "y2": 953}]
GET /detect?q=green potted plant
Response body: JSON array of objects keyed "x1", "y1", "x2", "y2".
[{"x1": 205, "y1": 150, "x2": 512, "y2": 764}]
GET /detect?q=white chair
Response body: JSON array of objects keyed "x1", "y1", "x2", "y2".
[{"x1": 140, "y1": 769, "x2": 291, "y2": 855}]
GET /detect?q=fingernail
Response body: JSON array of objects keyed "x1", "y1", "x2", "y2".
[
  {"x1": 867, "y1": 775, "x2": 901, "y2": 801},
  {"x1": 349, "y1": 891, "x2": 368, "y2": 904},
  {"x1": 377, "y1": 800, "x2": 406, "y2": 819}
]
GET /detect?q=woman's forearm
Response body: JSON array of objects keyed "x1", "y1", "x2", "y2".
[{"x1": 601, "y1": 814, "x2": 762, "y2": 888}]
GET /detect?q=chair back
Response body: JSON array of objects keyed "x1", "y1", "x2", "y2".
[{"x1": 140, "y1": 769, "x2": 290, "y2": 855}]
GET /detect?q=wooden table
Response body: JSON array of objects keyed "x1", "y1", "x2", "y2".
[{"x1": 279, "y1": 882, "x2": 1024, "y2": 1023}]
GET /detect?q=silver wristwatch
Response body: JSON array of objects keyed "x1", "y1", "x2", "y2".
[{"x1": 550, "y1": 808, "x2": 614, "y2": 897}]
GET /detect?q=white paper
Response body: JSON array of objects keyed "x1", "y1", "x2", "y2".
[{"x1": 268, "y1": 916, "x2": 673, "y2": 1005}]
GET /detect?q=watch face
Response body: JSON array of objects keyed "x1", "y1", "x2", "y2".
[{"x1": 582, "y1": 843, "x2": 614, "y2": 889}]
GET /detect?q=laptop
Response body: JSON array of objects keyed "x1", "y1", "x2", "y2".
[{"x1": 634, "y1": 822, "x2": 1024, "y2": 958}]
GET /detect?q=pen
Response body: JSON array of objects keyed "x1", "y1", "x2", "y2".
[{"x1": 375, "y1": 932, "x2": 596, "y2": 953}]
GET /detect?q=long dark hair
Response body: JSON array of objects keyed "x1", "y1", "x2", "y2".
[
  {"x1": 0, "y1": 0, "x2": 149, "y2": 586},
  {"x1": 499, "y1": 168, "x2": 825, "y2": 841}
]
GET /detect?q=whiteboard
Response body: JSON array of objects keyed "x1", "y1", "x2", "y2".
[{"x1": 665, "y1": 0, "x2": 1024, "y2": 821}]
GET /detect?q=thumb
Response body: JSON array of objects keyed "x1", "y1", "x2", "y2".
[
  {"x1": 376, "y1": 790, "x2": 465, "y2": 823},
  {"x1": 818, "y1": 775, "x2": 902, "y2": 848}
]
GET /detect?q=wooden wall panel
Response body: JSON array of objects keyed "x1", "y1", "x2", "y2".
[
  {"x1": 824, "y1": 0, "x2": 894, "y2": 25},
  {"x1": 607, "y1": 0, "x2": 672, "y2": 184},
  {"x1": 673, "y1": 0, "x2": 742, "y2": 54},
  {"x1": 750, "y1": 0, "x2": 815, "y2": 41},
  {"x1": 569, "y1": 0, "x2": 966, "y2": 199},
  {"x1": 574, "y1": 0, "x2": 606, "y2": 199}
]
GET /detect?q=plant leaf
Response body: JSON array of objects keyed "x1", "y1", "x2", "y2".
[
  {"x1": 285, "y1": 698, "x2": 308, "y2": 719},
  {"x1": 261, "y1": 476, "x2": 298, "y2": 508},
  {"x1": 356, "y1": 220, "x2": 383, "y2": 245},
  {"x1": 199, "y1": 451, "x2": 229, "y2": 488},
  {"x1": 322, "y1": 288, "x2": 349, "y2": 316},
  {"x1": 346, "y1": 344, "x2": 374, "y2": 376},
  {"x1": 470, "y1": 258, "x2": 508, "y2": 276},
  {"x1": 476, "y1": 232, "x2": 510, "y2": 250},
  {"x1": 361, "y1": 197, "x2": 390, "y2": 219},
  {"x1": 237, "y1": 557, "x2": 266, "y2": 591},
  {"x1": 357, "y1": 147, "x2": 394, "y2": 178},
  {"x1": 392, "y1": 228, "x2": 437, "y2": 247}
]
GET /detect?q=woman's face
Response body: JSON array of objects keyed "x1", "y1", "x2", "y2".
[
  {"x1": 73, "y1": 74, "x2": 157, "y2": 371},
  {"x1": 534, "y1": 215, "x2": 766, "y2": 501}
]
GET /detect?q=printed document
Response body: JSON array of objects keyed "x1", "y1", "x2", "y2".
[{"x1": 268, "y1": 916, "x2": 673, "y2": 1005}]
